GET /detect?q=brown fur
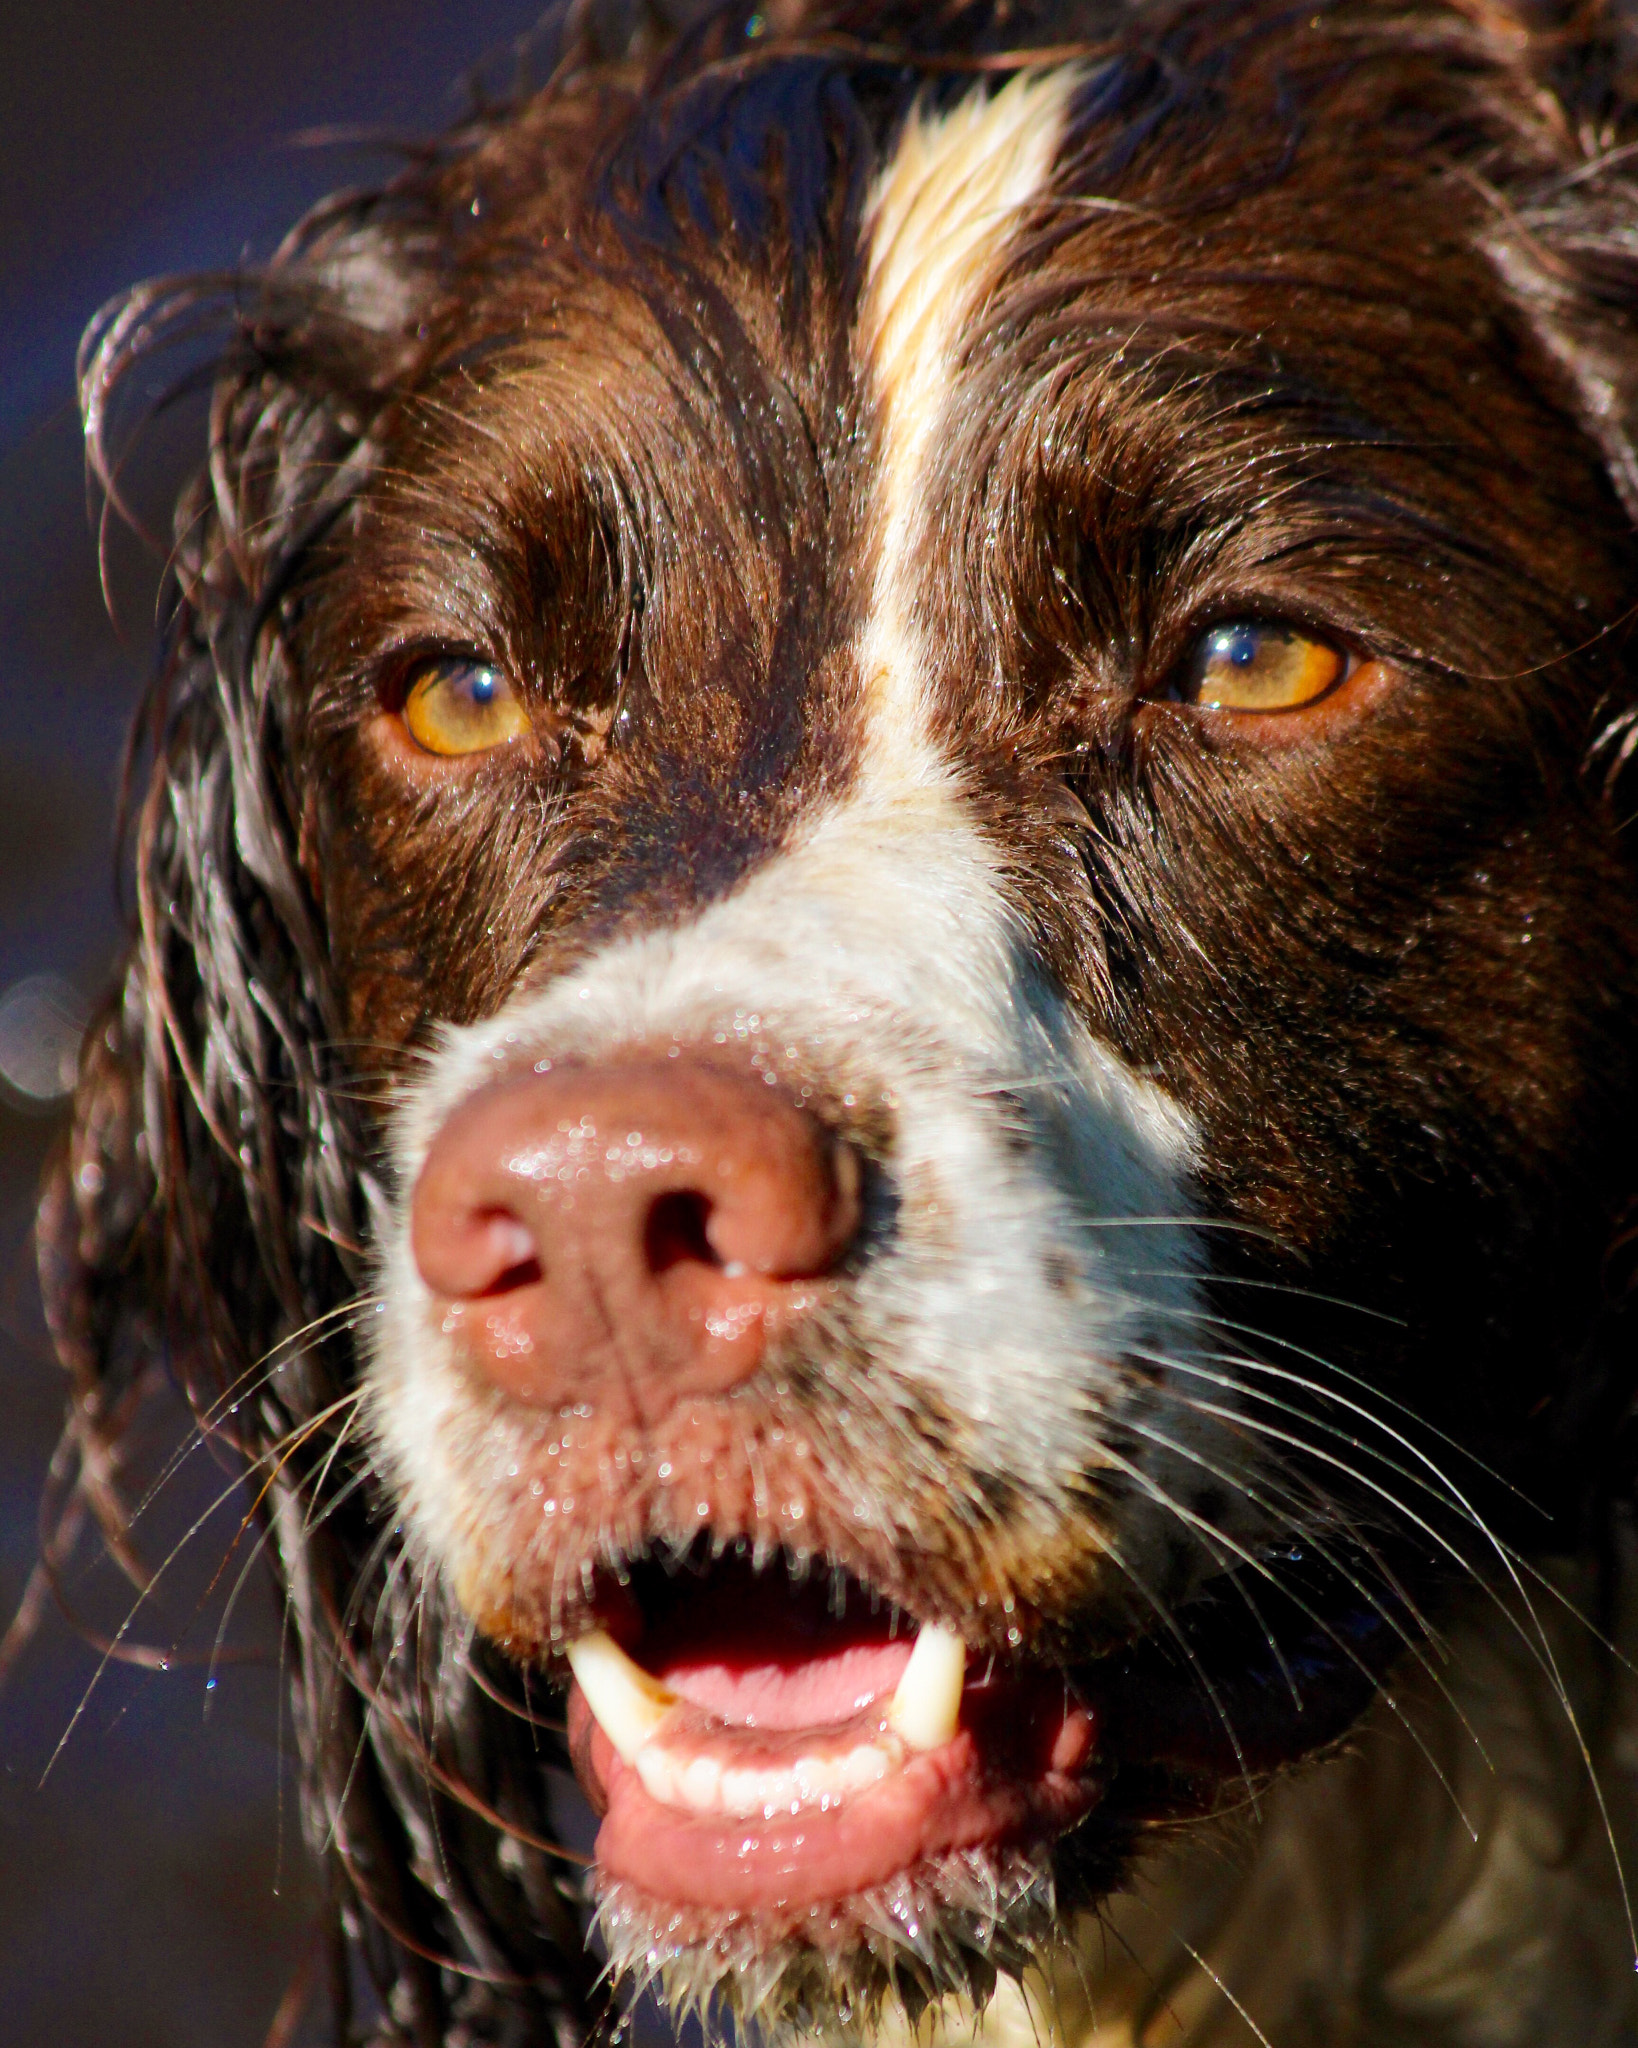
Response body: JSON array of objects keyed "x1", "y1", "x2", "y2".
[{"x1": 37, "y1": 1, "x2": 1638, "y2": 2041}]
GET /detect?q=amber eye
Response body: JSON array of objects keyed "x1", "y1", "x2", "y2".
[
  {"x1": 1179, "y1": 622, "x2": 1346, "y2": 713},
  {"x1": 401, "y1": 660, "x2": 532, "y2": 756}
]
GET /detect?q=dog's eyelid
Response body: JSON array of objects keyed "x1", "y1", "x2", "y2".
[
  {"x1": 371, "y1": 644, "x2": 502, "y2": 714},
  {"x1": 365, "y1": 644, "x2": 629, "y2": 773}
]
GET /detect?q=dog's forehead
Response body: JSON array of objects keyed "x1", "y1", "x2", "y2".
[
  {"x1": 359, "y1": 15, "x2": 1610, "y2": 718},
  {"x1": 319, "y1": 4, "x2": 1634, "y2": 1047}
]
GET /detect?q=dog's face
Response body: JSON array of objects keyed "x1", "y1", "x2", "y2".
[{"x1": 58, "y1": 0, "x2": 1638, "y2": 2036}]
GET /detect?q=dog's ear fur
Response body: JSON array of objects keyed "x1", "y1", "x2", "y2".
[
  {"x1": 38, "y1": 260, "x2": 401, "y2": 1458},
  {"x1": 1461, "y1": 2, "x2": 1638, "y2": 525},
  {"x1": 26, "y1": 16, "x2": 692, "y2": 2037}
]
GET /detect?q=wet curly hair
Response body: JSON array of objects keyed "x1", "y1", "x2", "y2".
[{"x1": 33, "y1": 1, "x2": 1638, "y2": 2041}]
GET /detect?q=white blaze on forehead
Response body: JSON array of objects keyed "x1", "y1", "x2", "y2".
[
  {"x1": 854, "y1": 67, "x2": 1079, "y2": 806},
  {"x1": 863, "y1": 69, "x2": 1080, "y2": 578}
]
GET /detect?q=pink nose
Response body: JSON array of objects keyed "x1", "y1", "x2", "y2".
[{"x1": 409, "y1": 1054, "x2": 861, "y2": 1419}]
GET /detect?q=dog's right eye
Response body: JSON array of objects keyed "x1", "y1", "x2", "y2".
[
  {"x1": 400, "y1": 660, "x2": 532, "y2": 756},
  {"x1": 1176, "y1": 622, "x2": 1347, "y2": 713}
]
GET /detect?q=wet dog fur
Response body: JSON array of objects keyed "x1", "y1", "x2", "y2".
[{"x1": 38, "y1": 0, "x2": 1638, "y2": 2042}]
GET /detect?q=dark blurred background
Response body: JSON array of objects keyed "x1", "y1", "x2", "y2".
[{"x1": 0, "y1": 8, "x2": 557, "y2": 2041}]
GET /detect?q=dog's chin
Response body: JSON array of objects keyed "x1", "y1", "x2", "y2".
[
  {"x1": 590, "y1": 1846, "x2": 1067, "y2": 2040},
  {"x1": 530, "y1": 1540, "x2": 1404, "y2": 2039}
]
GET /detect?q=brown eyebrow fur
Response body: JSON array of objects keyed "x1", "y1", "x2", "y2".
[{"x1": 33, "y1": 0, "x2": 1638, "y2": 2040}]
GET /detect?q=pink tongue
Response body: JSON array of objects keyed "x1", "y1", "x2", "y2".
[
  {"x1": 635, "y1": 1568, "x2": 915, "y2": 1731},
  {"x1": 655, "y1": 1635, "x2": 914, "y2": 1730}
]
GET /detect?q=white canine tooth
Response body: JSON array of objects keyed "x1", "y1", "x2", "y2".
[
  {"x1": 566, "y1": 1630, "x2": 678, "y2": 1763},
  {"x1": 887, "y1": 1624, "x2": 967, "y2": 1751}
]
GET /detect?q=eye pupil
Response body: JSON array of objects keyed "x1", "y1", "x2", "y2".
[
  {"x1": 1210, "y1": 626, "x2": 1260, "y2": 669},
  {"x1": 468, "y1": 669, "x2": 498, "y2": 706}
]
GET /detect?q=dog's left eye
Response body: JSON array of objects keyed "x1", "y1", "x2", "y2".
[
  {"x1": 401, "y1": 661, "x2": 532, "y2": 756},
  {"x1": 1177, "y1": 623, "x2": 1346, "y2": 713}
]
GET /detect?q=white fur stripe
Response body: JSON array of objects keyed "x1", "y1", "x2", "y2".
[
  {"x1": 855, "y1": 69, "x2": 1079, "y2": 814},
  {"x1": 863, "y1": 69, "x2": 1079, "y2": 544}
]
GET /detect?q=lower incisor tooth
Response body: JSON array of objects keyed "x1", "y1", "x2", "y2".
[
  {"x1": 682, "y1": 1753, "x2": 724, "y2": 1811},
  {"x1": 887, "y1": 1623, "x2": 967, "y2": 1751},
  {"x1": 642, "y1": 1739, "x2": 900, "y2": 1818},
  {"x1": 842, "y1": 1741, "x2": 896, "y2": 1792}
]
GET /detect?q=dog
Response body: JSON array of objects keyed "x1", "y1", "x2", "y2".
[{"x1": 39, "y1": 0, "x2": 1638, "y2": 2041}]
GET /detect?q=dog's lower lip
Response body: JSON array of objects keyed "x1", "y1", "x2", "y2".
[{"x1": 564, "y1": 1574, "x2": 1098, "y2": 1919}]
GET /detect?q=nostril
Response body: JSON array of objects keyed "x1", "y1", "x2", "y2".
[
  {"x1": 644, "y1": 1189, "x2": 721, "y2": 1276},
  {"x1": 414, "y1": 1057, "x2": 863, "y2": 1412},
  {"x1": 472, "y1": 1210, "x2": 543, "y2": 1296},
  {"x1": 410, "y1": 1188, "x2": 543, "y2": 1300}
]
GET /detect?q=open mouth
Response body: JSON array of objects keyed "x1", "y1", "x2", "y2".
[
  {"x1": 560, "y1": 1534, "x2": 1411, "y2": 1961},
  {"x1": 564, "y1": 1552, "x2": 1099, "y2": 1935}
]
